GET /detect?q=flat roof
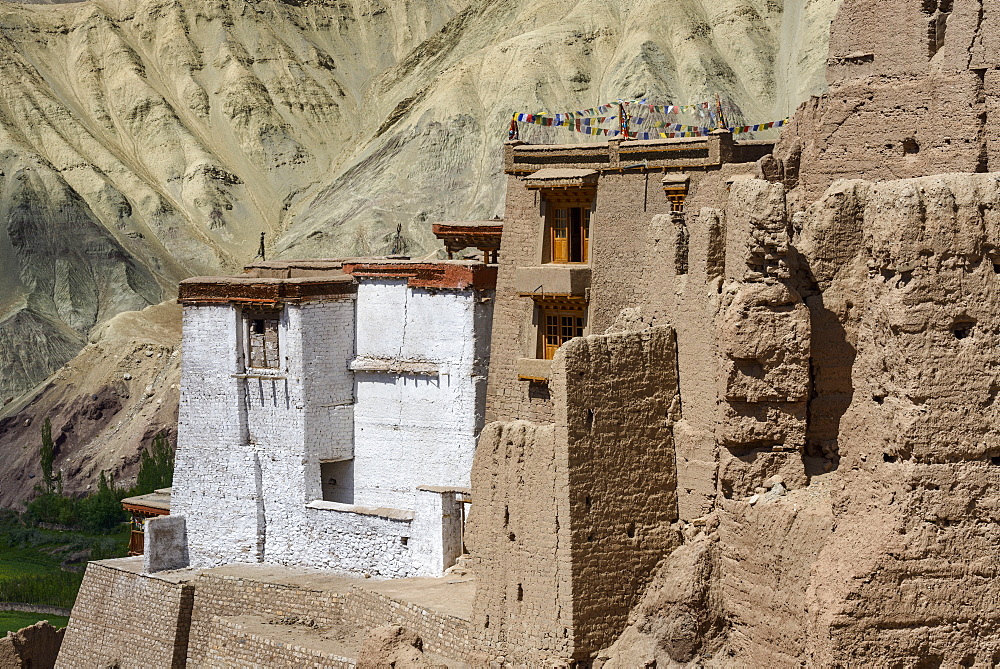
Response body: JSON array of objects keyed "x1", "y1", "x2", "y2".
[
  {"x1": 178, "y1": 274, "x2": 357, "y2": 305},
  {"x1": 122, "y1": 487, "x2": 171, "y2": 514}
]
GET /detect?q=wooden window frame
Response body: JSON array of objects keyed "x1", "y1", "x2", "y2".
[
  {"x1": 245, "y1": 310, "x2": 282, "y2": 370},
  {"x1": 535, "y1": 298, "x2": 587, "y2": 360},
  {"x1": 664, "y1": 188, "x2": 687, "y2": 212},
  {"x1": 543, "y1": 190, "x2": 593, "y2": 265}
]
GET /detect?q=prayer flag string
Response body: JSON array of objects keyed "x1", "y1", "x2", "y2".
[{"x1": 510, "y1": 99, "x2": 789, "y2": 140}]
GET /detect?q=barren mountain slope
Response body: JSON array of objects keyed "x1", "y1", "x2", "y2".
[
  {"x1": 0, "y1": 301, "x2": 180, "y2": 506},
  {"x1": 0, "y1": 0, "x2": 839, "y2": 401},
  {"x1": 0, "y1": 0, "x2": 840, "y2": 503}
]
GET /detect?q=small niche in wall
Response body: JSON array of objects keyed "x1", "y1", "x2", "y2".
[
  {"x1": 320, "y1": 459, "x2": 354, "y2": 504},
  {"x1": 953, "y1": 318, "x2": 976, "y2": 340}
]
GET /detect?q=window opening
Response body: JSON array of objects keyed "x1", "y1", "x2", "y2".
[
  {"x1": 547, "y1": 205, "x2": 590, "y2": 263},
  {"x1": 246, "y1": 311, "x2": 281, "y2": 369},
  {"x1": 662, "y1": 175, "x2": 690, "y2": 213},
  {"x1": 665, "y1": 189, "x2": 687, "y2": 212},
  {"x1": 540, "y1": 306, "x2": 585, "y2": 360},
  {"x1": 320, "y1": 460, "x2": 354, "y2": 504}
]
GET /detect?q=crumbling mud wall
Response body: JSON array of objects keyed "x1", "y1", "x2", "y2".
[
  {"x1": 804, "y1": 174, "x2": 1000, "y2": 665},
  {"x1": 600, "y1": 172, "x2": 1000, "y2": 666},
  {"x1": 772, "y1": 0, "x2": 1000, "y2": 204},
  {"x1": 468, "y1": 326, "x2": 681, "y2": 664},
  {"x1": 0, "y1": 620, "x2": 64, "y2": 669},
  {"x1": 466, "y1": 421, "x2": 571, "y2": 663}
]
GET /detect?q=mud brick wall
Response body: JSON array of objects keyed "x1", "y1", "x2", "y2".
[
  {"x1": 485, "y1": 155, "x2": 757, "y2": 527},
  {"x1": 486, "y1": 174, "x2": 557, "y2": 424},
  {"x1": 555, "y1": 326, "x2": 682, "y2": 655},
  {"x1": 201, "y1": 617, "x2": 353, "y2": 668},
  {"x1": 466, "y1": 420, "x2": 572, "y2": 664},
  {"x1": 56, "y1": 559, "x2": 193, "y2": 669},
  {"x1": 185, "y1": 570, "x2": 347, "y2": 666},
  {"x1": 344, "y1": 585, "x2": 473, "y2": 661},
  {"x1": 470, "y1": 326, "x2": 682, "y2": 664}
]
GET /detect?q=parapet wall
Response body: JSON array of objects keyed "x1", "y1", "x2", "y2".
[
  {"x1": 56, "y1": 559, "x2": 193, "y2": 669},
  {"x1": 185, "y1": 567, "x2": 348, "y2": 666}
]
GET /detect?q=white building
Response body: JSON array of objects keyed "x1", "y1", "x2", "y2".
[{"x1": 167, "y1": 259, "x2": 496, "y2": 577}]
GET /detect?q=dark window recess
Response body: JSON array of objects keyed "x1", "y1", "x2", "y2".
[
  {"x1": 247, "y1": 312, "x2": 281, "y2": 369},
  {"x1": 320, "y1": 460, "x2": 354, "y2": 504},
  {"x1": 517, "y1": 584, "x2": 524, "y2": 601}
]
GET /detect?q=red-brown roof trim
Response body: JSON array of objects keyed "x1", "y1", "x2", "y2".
[
  {"x1": 342, "y1": 261, "x2": 497, "y2": 290},
  {"x1": 178, "y1": 276, "x2": 357, "y2": 305}
]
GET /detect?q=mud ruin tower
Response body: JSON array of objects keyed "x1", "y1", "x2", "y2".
[{"x1": 469, "y1": 0, "x2": 1000, "y2": 664}]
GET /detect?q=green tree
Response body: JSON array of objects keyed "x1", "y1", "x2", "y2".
[
  {"x1": 78, "y1": 471, "x2": 126, "y2": 533},
  {"x1": 38, "y1": 418, "x2": 60, "y2": 494},
  {"x1": 132, "y1": 432, "x2": 174, "y2": 495}
]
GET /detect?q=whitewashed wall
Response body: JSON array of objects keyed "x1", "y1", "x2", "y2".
[
  {"x1": 245, "y1": 300, "x2": 357, "y2": 566},
  {"x1": 173, "y1": 304, "x2": 260, "y2": 567},
  {"x1": 352, "y1": 280, "x2": 494, "y2": 511},
  {"x1": 170, "y1": 277, "x2": 493, "y2": 577}
]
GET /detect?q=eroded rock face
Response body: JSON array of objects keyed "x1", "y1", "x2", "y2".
[{"x1": 0, "y1": 300, "x2": 180, "y2": 507}]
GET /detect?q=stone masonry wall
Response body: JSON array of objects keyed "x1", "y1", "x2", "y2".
[
  {"x1": 250, "y1": 299, "x2": 357, "y2": 568},
  {"x1": 298, "y1": 506, "x2": 416, "y2": 577},
  {"x1": 185, "y1": 568, "x2": 347, "y2": 666},
  {"x1": 172, "y1": 303, "x2": 259, "y2": 567},
  {"x1": 301, "y1": 300, "x2": 356, "y2": 479},
  {"x1": 57, "y1": 559, "x2": 194, "y2": 669},
  {"x1": 200, "y1": 616, "x2": 354, "y2": 668},
  {"x1": 344, "y1": 583, "x2": 474, "y2": 661}
]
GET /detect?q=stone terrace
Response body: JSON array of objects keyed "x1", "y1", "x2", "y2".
[{"x1": 57, "y1": 557, "x2": 475, "y2": 668}]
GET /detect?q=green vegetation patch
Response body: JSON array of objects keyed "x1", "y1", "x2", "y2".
[
  {"x1": 0, "y1": 610, "x2": 70, "y2": 636},
  {"x1": 0, "y1": 425, "x2": 174, "y2": 612}
]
